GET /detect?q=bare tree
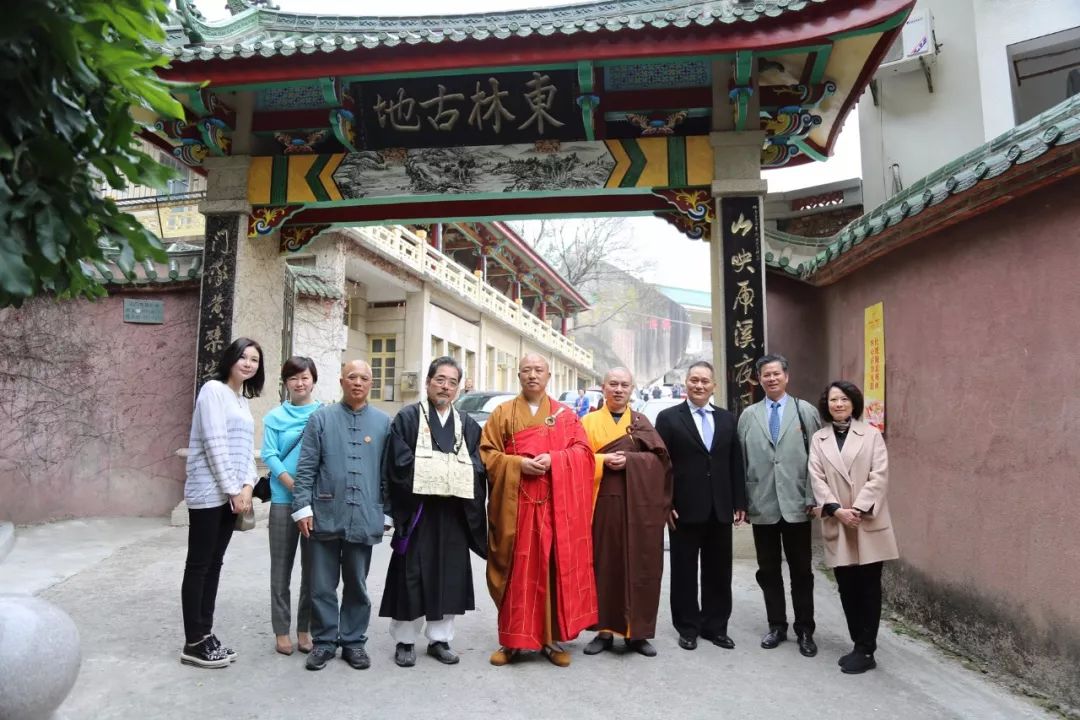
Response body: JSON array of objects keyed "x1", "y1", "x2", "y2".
[
  {"x1": 510, "y1": 217, "x2": 648, "y2": 329},
  {"x1": 512, "y1": 217, "x2": 647, "y2": 286}
]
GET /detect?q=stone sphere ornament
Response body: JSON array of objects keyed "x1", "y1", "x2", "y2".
[{"x1": 0, "y1": 595, "x2": 81, "y2": 720}]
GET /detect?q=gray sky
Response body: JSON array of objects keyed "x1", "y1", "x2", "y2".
[{"x1": 199, "y1": 0, "x2": 862, "y2": 291}]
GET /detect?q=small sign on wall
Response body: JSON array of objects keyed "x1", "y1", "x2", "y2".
[
  {"x1": 864, "y1": 302, "x2": 885, "y2": 432},
  {"x1": 123, "y1": 299, "x2": 164, "y2": 325}
]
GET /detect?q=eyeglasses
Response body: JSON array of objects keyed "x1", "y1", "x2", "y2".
[{"x1": 430, "y1": 376, "x2": 459, "y2": 388}]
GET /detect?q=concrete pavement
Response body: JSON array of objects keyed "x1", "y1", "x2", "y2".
[{"x1": 0, "y1": 517, "x2": 1055, "y2": 720}]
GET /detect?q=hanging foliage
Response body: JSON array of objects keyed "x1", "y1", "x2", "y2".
[{"x1": 0, "y1": 0, "x2": 185, "y2": 307}]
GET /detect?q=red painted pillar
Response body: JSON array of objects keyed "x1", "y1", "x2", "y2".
[
  {"x1": 560, "y1": 315, "x2": 568, "y2": 335},
  {"x1": 539, "y1": 298, "x2": 548, "y2": 321},
  {"x1": 433, "y1": 223, "x2": 443, "y2": 252}
]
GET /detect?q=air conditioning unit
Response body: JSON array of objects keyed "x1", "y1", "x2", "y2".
[{"x1": 877, "y1": 7, "x2": 937, "y2": 77}]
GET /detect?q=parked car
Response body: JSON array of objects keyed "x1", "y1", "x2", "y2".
[
  {"x1": 640, "y1": 397, "x2": 682, "y2": 425},
  {"x1": 455, "y1": 391, "x2": 516, "y2": 428},
  {"x1": 558, "y1": 389, "x2": 603, "y2": 412}
]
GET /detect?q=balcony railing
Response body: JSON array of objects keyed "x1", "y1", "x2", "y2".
[{"x1": 352, "y1": 225, "x2": 593, "y2": 369}]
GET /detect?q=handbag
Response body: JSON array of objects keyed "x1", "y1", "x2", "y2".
[
  {"x1": 390, "y1": 503, "x2": 425, "y2": 556},
  {"x1": 235, "y1": 507, "x2": 256, "y2": 532},
  {"x1": 253, "y1": 427, "x2": 306, "y2": 503}
]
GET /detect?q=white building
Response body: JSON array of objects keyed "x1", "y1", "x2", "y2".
[{"x1": 860, "y1": 0, "x2": 1080, "y2": 211}]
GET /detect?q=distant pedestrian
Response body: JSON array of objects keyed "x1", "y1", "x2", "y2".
[
  {"x1": 261, "y1": 356, "x2": 321, "y2": 656},
  {"x1": 652, "y1": 386, "x2": 662, "y2": 399},
  {"x1": 574, "y1": 388, "x2": 590, "y2": 418},
  {"x1": 292, "y1": 360, "x2": 391, "y2": 671},
  {"x1": 809, "y1": 381, "x2": 898, "y2": 674},
  {"x1": 180, "y1": 337, "x2": 264, "y2": 669}
]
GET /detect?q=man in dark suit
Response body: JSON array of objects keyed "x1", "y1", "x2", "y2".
[{"x1": 655, "y1": 361, "x2": 746, "y2": 651}]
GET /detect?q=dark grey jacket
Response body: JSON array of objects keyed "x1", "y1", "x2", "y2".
[{"x1": 292, "y1": 401, "x2": 391, "y2": 544}]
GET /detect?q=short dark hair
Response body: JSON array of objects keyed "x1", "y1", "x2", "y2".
[
  {"x1": 427, "y1": 355, "x2": 462, "y2": 382},
  {"x1": 281, "y1": 356, "x2": 318, "y2": 384},
  {"x1": 687, "y1": 360, "x2": 714, "y2": 377},
  {"x1": 817, "y1": 380, "x2": 864, "y2": 421},
  {"x1": 214, "y1": 337, "x2": 265, "y2": 399},
  {"x1": 755, "y1": 353, "x2": 789, "y2": 375}
]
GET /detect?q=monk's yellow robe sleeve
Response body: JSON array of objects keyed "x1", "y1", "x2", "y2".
[{"x1": 581, "y1": 405, "x2": 632, "y2": 505}]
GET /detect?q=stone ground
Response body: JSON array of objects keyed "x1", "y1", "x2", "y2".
[{"x1": 0, "y1": 518, "x2": 1056, "y2": 720}]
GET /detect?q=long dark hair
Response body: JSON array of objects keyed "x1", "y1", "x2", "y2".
[
  {"x1": 817, "y1": 380, "x2": 864, "y2": 422},
  {"x1": 214, "y1": 337, "x2": 265, "y2": 399}
]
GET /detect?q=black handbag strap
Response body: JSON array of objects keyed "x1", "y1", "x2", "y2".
[
  {"x1": 792, "y1": 398, "x2": 810, "y2": 457},
  {"x1": 280, "y1": 427, "x2": 305, "y2": 459}
]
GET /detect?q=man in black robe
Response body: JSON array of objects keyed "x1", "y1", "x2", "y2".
[{"x1": 379, "y1": 356, "x2": 487, "y2": 667}]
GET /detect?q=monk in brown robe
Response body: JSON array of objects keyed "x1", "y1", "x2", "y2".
[
  {"x1": 581, "y1": 367, "x2": 672, "y2": 657},
  {"x1": 480, "y1": 353, "x2": 597, "y2": 668}
]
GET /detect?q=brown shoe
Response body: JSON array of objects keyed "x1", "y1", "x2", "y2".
[
  {"x1": 489, "y1": 647, "x2": 516, "y2": 666},
  {"x1": 275, "y1": 636, "x2": 294, "y2": 656},
  {"x1": 542, "y1": 645, "x2": 571, "y2": 667}
]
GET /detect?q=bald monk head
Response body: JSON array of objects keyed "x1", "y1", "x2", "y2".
[
  {"x1": 339, "y1": 359, "x2": 373, "y2": 409},
  {"x1": 602, "y1": 367, "x2": 633, "y2": 414},
  {"x1": 517, "y1": 353, "x2": 552, "y2": 404}
]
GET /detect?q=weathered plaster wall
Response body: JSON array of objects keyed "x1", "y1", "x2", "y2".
[
  {"x1": 765, "y1": 273, "x2": 828, "y2": 401},
  {"x1": 820, "y1": 175, "x2": 1080, "y2": 705},
  {"x1": 0, "y1": 290, "x2": 199, "y2": 523}
]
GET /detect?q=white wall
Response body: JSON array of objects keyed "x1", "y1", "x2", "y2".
[
  {"x1": 973, "y1": 0, "x2": 1080, "y2": 139},
  {"x1": 859, "y1": 0, "x2": 986, "y2": 211}
]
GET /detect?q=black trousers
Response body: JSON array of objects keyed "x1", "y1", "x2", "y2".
[
  {"x1": 834, "y1": 562, "x2": 884, "y2": 654},
  {"x1": 181, "y1": 502, "x2": 236, "y2": 644},
  {"x1": 752, "y1": 519, "x2": 815, "y2": 635},
  {"x1": 669, "y1": 515, "x2": 732, "y2": 640}
]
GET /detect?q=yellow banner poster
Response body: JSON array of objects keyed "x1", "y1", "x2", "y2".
[{"x1": 864, "y1": 302, "x2": 885, "y2": 432}]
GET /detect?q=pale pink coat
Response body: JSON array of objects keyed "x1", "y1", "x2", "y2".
[{"x1": 809, "y1": 420, "x2": 899, "y2": 568}]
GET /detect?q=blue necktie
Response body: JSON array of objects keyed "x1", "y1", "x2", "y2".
[
  {"x1": 769, "y1": 401, "x2": 781, "y2": 444},
  {"x1": 697, "y1": 407, "x2": 713, "y2": 448}
]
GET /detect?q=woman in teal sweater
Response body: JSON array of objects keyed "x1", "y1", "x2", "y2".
[{"x1": 262, "y1": 356, "x2": 321, "y2": 656}]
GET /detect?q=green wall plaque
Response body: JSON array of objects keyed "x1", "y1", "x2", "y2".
[{"x1": 123, "y1": 299, "x2": 165, "y2": 324}]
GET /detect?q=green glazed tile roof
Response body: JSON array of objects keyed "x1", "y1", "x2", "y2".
[
  {"x1": 83, "y1": 246, "x2": 204, "y2": 287},
  {"x1": 765, "y1": 93, "x2": 1080, "y2": 281},
  {"x1": 656, "y1": 285, "x2": 712, "y2": 309},
  {"x1": 167, "y1": 0, "x2": 828, "y2": 60},
  {"x1": 289, "y1": 266, "x2": 342, "y2": 300}
]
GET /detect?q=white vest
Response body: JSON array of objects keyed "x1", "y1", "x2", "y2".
[{"x1": 412, "y1": 403, "x2": 475, "y2": 499}]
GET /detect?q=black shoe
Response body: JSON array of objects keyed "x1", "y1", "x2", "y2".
[
  {"x1": 839, "y1": 649, "x2": 858, "y2": 667},
  {"x1": 343, "y1": 646, "x2": 371, "y2": 670},
  {"x1": 841, "y1": 652, "x2": 877, "y2": 674},
  {"x1": 760, "y1": 628, "x2": 788, "y2": 649},
  {"x1": 797, "y1": 633, "x2": 818, "y2": 657},
  {"x1": 583, "y1": 634, "x2": 614, "y2": 655},
  {"x1": 207, "y1": 634, "x2": 237, "y2": 663},
  {"x1": 305, "y1": 646, "x2": 336, "y2": 671},
  {"x1": 677, "y1": 636, "x2": 697, "y2": 651},
  {"x1": 626, "y1": 639, "x2": 657, "y2": 657},
  {"x1": 180, "y1": 637, "x2": 230, "y2": 669},
  {"x1": 707, "y1": 634, "x2": 735, "y2": 650},
  {"x1": 427, "y1": 641, "x2": 459, "y2": 665},
  {"x1": 393, "y1": 643, "x2": 416, "y2": 667}
]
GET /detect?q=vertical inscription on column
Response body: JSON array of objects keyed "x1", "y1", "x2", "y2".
[
  {"x1": 720, "y1": 195, "x2": 766, "y2": 415},
  {"x1": 195, "y1": 214, "x2": 240, "y2": 390}
]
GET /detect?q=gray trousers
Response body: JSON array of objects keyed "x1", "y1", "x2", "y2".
[
  {"x1": 309, "y1": 537, "x2": 373, "y2": 650},
  {"x1": 269, "y1": 503, "x2": 311, "y2": 636}
]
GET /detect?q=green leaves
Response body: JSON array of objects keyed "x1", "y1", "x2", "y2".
[{"x1": 0, "y1": 0, "x2": 183, "y2": 307}]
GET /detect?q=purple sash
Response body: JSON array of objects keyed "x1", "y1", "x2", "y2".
[{"x1": 390, "y1": 503, "x2": 424, "y2": 556}]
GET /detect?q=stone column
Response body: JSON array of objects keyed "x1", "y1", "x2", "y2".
[
  {"x1": 710, "y1": 131, "x2": 767, "y2": 410},
  {"x1": 194, "y1": 157, "x2": 251, "y2": 391},
  {"x1": 403, "y1": 284, "x2": 432, "y2": 404}
]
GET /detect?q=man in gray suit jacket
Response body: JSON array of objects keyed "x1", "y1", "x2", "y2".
[{"x1": 737, "y1": 354, "x2": 822, "y2": 658}]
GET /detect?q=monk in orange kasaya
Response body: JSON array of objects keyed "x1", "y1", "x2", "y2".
[{"x1": 480, "y1": 353, "x2": 597, "y2": 668}]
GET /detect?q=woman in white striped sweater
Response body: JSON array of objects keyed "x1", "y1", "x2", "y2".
[{"x1": 180, "y1": 337, "x2": 264, "y2": 669}]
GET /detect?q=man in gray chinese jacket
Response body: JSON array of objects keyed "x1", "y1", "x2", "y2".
[{"x1": 293, "y1": 359, "x2": 391, "y2": 671}]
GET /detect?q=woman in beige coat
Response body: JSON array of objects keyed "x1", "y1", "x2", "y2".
[{"x1": 809, "y1": 380, "x2": 898, "y2": 675}]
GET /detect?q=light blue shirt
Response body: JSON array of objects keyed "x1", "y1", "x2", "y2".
[
  {"x1": 766, "y1": 393, "x2": 790, "y2": 426},
  {"x1": 685, "y1": 399, "x2": 714, "y2": 445}
]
